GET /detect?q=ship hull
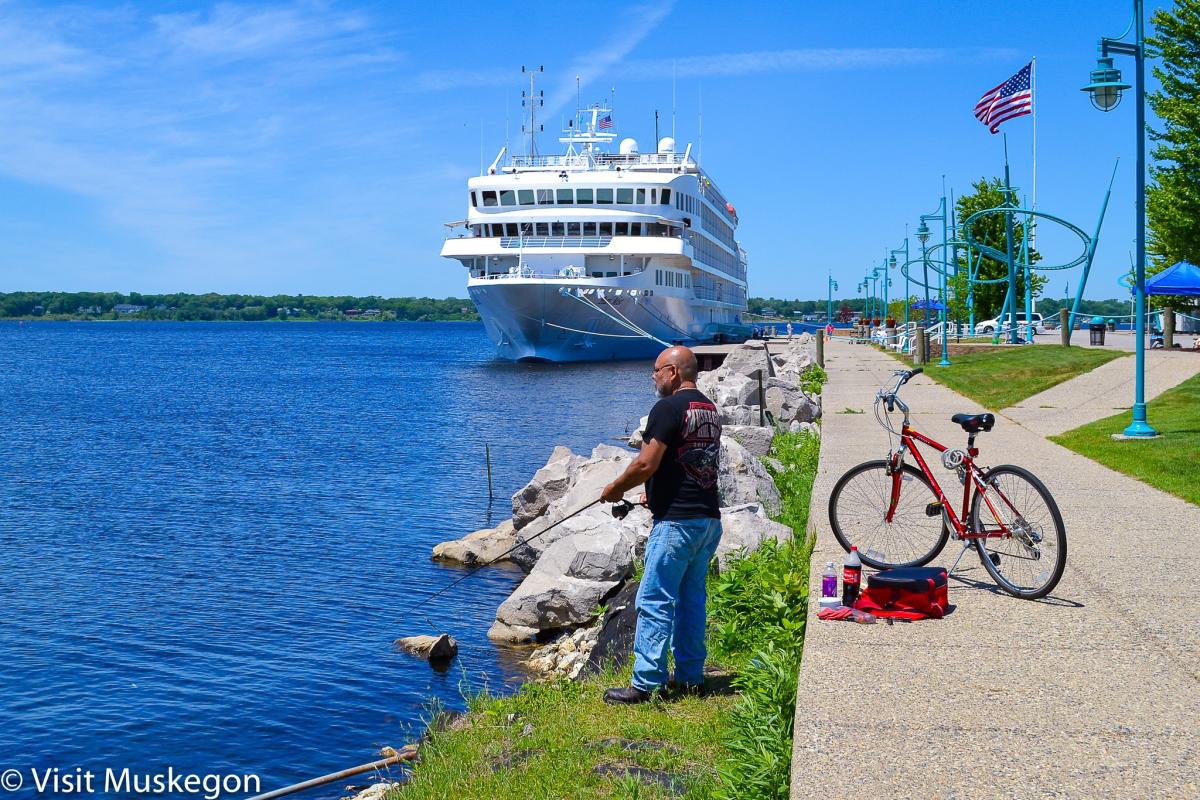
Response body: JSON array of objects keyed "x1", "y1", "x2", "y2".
[{"x1": 469, "y1": 280, "x2": 729, "y2": 362}]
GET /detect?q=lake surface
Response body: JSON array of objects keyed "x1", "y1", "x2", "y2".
[{"x1": 0, "y1": 321, "x2": 654, "y2": 794}]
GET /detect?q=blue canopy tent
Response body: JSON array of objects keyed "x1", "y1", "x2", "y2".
[
  {"x1": 910, "y1": 299, "x2": 948, "y2": 311},
  {"x1": 1146, "y1": 261, "x2": 1200, "y2": 296}
]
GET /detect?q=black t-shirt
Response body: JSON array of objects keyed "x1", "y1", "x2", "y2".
[{"x1": 644, "y1": 388, "x2": 722, "y2": 520}]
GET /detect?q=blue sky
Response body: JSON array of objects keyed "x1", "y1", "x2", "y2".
[{"x1": 0, "y1": 0, "x2": 1174, "y2": 302}]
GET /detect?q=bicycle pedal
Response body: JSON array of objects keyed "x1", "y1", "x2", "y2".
[{"x1": 925, "y1": 501, "x2": 943, "y2": 517}]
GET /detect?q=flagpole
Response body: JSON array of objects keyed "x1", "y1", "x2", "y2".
[{"x1": 1030, "y1": 57, "x2": 1038, "y2": 316}]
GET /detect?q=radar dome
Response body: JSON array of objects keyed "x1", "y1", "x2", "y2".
[
  {"x1": 657, "y1": 136, "x2": 676, "y2": 153},
  {"x1": 619, "y1": 137, "x2": 639, "y2": 155}
]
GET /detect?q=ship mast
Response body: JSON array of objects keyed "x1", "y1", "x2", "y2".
[{"x1": 521, "y1": 65, "x2": 544, "y2": 158}]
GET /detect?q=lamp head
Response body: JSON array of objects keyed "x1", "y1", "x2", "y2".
[
  {"x1": 916, "y1": 221, "x2": 931, "y2": 244},
  {"x1": 889, "y1": 255, "x2": 897, "y2": 269},
  {"x1": 1082, "y1": 56, "x2": 1129, "y2": 112}
]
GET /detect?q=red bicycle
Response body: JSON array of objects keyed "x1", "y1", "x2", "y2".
[{"x1": 828, "y1": 368, "x2": 1066, "y2": 599}]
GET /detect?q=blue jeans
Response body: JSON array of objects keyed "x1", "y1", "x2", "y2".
[{"x1": 631, "y1": 517, "x2": 723, "y2": 691}]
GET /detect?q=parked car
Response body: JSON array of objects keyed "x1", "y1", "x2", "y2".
[{"x1": 975, "y1": 312, "x2": 1046, "y2": 336}]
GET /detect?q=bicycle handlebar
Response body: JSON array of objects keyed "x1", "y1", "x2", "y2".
[{"x1": 879, "y1": 368, "x2": 922, "y2": 416}]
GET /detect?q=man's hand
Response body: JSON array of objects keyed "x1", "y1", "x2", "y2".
[
  {"x1": 637, "y1": 492, "x2": 647, "y2": 506},
  {"x1": 601, "y1": 482, "x2": 625, "y2": 503}
]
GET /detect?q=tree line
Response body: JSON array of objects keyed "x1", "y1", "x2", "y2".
[{"x1": 0, "y1": 292, "x2": 480, "y2": 322}]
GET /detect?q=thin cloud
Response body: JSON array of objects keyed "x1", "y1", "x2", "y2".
[{"x1": 542, "y1": 1, "x2": 673, "y2": 115}]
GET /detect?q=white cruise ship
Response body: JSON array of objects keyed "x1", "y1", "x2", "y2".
[{"x1": 441, "y1": 99, "x2": 749, "y2": 361}]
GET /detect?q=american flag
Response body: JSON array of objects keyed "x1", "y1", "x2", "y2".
[
  {"x1": 598, "y1": 114, "x2": 613, "y2": 130},
  {"x1": 974, "y1": 62, "x2": 1033, "y2": 134}
]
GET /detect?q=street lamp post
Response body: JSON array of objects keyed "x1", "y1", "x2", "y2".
[
  {"x1": 916, "y1": 221, "x2": 932, "y2": 332},
  {"x1": 1082, "y1": 0, "x2": 1157, "y2": 437},
  {"x1": 922, "y1": 197, "x2": 951, "y2": 367},
  {"x1": 890, "y1": 237, "x2": 910, "y2": 350}
]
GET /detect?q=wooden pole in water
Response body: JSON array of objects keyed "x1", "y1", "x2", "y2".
[
  {"x1": 244, "y1": 748, "x2": 418, "y2": 800},
  {"x1": 485, "y1": 443, "x2": 494, "y2": 500}
]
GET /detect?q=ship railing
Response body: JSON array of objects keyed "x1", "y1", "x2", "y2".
[
  {"x1": 508, "y1": 152, "x2": 689, "y2": 170},
  {"x1": 499, "y1": 236, "x2": 613, "y2": 249},
  {"x1": 697, "y1": 170, "x2": 738, "y2": 226},
  {"x1": 474, "y1": 268, "x2": 596, "y2": 281}
]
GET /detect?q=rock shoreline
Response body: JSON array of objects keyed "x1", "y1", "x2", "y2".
[{"x1": 430, "y1": 337, "x2": 823, "y2": 678}]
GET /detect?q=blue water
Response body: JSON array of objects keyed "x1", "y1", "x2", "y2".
[{"x1": 0, "y1": 322, "x2": 653, "y2": 794}]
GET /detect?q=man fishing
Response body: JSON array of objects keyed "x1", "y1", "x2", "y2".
[{"x1": 599, "y1": 345, "x2": 722, "y2": 704}]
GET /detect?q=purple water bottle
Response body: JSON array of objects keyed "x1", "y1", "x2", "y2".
[{"x1": 821, "y1": 562, "x2": 838, "y2": 599}]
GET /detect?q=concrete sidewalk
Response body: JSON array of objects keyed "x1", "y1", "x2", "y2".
[
  {"x1": 1004, "y1": 349, "x2": 1200, "y2": 437},
  {"x1": 790, "y1": 339, "x2": 1198, "y2": 798}
]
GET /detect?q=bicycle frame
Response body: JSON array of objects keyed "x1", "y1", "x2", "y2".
[{"x1": 878, "y1": 374, "x2": 1017, "y2": 542}]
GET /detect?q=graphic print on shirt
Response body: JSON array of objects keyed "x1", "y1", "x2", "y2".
[{"x1": 677, "y1": 401, "x2": 721, "y2": 489}]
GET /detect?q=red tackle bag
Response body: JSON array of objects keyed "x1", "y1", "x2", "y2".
[{"x1": 853, "y1": 567, "x2": 949, "y2": 620}]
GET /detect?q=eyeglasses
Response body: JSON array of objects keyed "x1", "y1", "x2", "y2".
[{"x1": 652, "y1": 364, "x2": 676, "y2": 375}]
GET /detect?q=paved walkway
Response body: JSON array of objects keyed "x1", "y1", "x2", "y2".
[
  {"x1": 1003, "y1": 349, "x2": 1200, "y2": 437},
  {"x1": 790, "y1": 339, "x2": 1199, "y2": 798}
]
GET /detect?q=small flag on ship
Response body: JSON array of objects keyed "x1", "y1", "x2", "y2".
[
  {"x1": 974, "y1": 61, "x2": 1033, "y2": 134},
  {"x1": 598, "y1": 114, "x2": 613, "y2": 130}
]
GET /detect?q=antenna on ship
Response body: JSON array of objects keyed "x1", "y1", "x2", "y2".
[{"x1": 521, "y1": 65, "x2": 544, "y2": 158}]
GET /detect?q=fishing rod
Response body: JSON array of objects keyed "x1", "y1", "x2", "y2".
[{"x1": 405, "y1": 498, "x2": 634, "y2": 618}]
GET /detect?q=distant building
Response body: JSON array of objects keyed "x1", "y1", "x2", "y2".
[
  {"x1": 343, "y1": 309, "x2": 362, "y2": 317},
  {"x1": 761, "y1": 307, "x2": 777, "y2": 316},
  {"x1": 78, "y1": 305, "x2": 102, "y2": 315},
  {"x1": 32, "y1": 305, "x2": 44, "y2": 316},
  {"x1": 362, "y1": 309, "x2": 381, "y2": 317},
  {"x1": 113, "y1": 304, "x2": 147, "y2": 314}
]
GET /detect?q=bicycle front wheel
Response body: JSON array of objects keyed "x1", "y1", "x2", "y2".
[
  {"x1": 829, "y1": 460, "x2": 949, "y2": 570},
  {"x1": 971, "y1": 465, "x2": 1066, "y2": 599}
]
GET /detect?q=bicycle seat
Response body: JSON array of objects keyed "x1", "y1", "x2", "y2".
[{"x1": 952, "y1": 412, "x2": 995, "y2": 433}]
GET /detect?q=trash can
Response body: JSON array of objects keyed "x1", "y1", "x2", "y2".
[
  {"x1": 1089, "y1": 316, "x2": 1106, "y2": 346},
  {"x1": 1107, "y1": 318, "x2": 1116, "y2": 332}
]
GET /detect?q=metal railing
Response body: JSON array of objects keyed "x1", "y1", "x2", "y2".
[
  {"x1": 499, "y1": 236, "x2": 613, "y2": 249},
  {"x1": 508, "y1": 152, "x2": 689, "y2": 170}
]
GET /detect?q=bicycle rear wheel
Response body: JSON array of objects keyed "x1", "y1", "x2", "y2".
[
  {"x1": 829, "y1": 460, "x2": 949, "y2": 570},
  {"x1": 971, "y1": 465, "x2": 1066, "y2": 599}
]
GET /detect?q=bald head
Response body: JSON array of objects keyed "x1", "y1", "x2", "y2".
[{"x1": 655, "y1": 346, "x2": 699, "y2": 383}]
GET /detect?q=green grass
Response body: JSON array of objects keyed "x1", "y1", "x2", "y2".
[
  {"x1": 394, "y1": 431, "x2": 822, "y2": 800},
  {"x1": 1052, "y1": 372, "x2": 1200, "y2": 506},
  {"x1": 889, "y1": 345, "x2": 1128, "y2": 409}
]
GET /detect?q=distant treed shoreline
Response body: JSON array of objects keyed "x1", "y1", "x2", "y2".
[{"x1": 0, "y1": 292, "x2": 481, "y2": 322}]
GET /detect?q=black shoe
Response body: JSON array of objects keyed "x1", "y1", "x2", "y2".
[{"x1": 603, "y1": 686, "x2": 655, "y2": 705}]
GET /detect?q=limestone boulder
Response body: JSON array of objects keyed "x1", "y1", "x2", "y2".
[
  {"x1": 718, "y1": 435, "x2": 782, "y2": 516},
  {"x1": 627, "y1": 415, "x2": 650, "y2": 449},
  {"x1": 489, "y1": 526, "x2": 636, "y2": 641},
  {"x1": 715, "y1": 503, "x2": 794, "y2": 568},
  {"x1": 431, "y1": 519, "x2": 517, "y2": 564},
  {"x1": 765, "y1": 384, "x2": 820, "y2": 425},
  {"x1": 725, "y1": 424, "x2": 775, "y2": 458},
  {"x1": 511, "y1": 446, "x2": 587, "y2": 530},
  {"x1": 510, "y1": 445, "x2": 642, "y2": 570},
  {"x1": 719, "y1": 404, "x2": 762, "y2": 427},
  {"x1": 720, "y1": 341, "x2": 774, "y2": 380}
]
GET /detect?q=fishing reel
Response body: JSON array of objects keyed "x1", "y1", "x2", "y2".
[{"x1": 611, "y1": 499, "x2": 634, "y2": 520}]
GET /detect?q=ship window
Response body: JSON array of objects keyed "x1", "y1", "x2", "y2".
[
  {"x1": 583, "y1": 222, "x2": 597, "y2": 235},
  {"x1": 518, "y1": 189, "x2": 534, "y2": 205},
  {"x1": 617, "y1": 188, "x2": 634, "y2": 204},
  {"x1": 597, "y1": 188, "x2": 613, "y2": 204},
  {"x1": 606, "y1": 271, "x2": 617, "y2": 277},
  {"x1": 505, "y1": 223, "x2": 518, "y2": 236},
  {"x1": 660, "y1": 188, "x2": 671, "y2": 205},
  {"x1": 536, "y1": 189, "x2": 554, "y2": 204},
  {"x1": 593, "y1": 272, "x2": 603, "y2": 278},
  {"x1": 567, "y1": 222, "x2": 581, "y2": 236},
  {"x1": 535, "y1": 223, "x2": 549, "y2": 236},
  {"x1": 615, "y1": 222, "x2": 628, "y2": 236},
  {"x1": 471, "y1": 192, "x2": 478, "y2": 208},
  {"x1": 551, "y1": 222, "x2": 565, "y2": 236},
  {"x1": 599, "y1": 222, "x2": 613, "y2": 235},
  {"x1": 637, "y1": 188, "x2": 646, "y2": 204},
  {"x1": 481, "y1": 190, "x2": 497, "y2": 207},
  {"x1": 499, "y1": 190, "x2": 516, "y2": 206},
  {"x1": 647, "y1": 223, "x2": 666, "y2": 236},
  {"x1": 557, "y1": 188, "x2": 573, "y2": 204},
  {"x1": 576, "y1": 188, "x2": 593, "y2": 204},
  {"x1": 629, "y1": 223, "x2": 642, "y2": 236}
]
